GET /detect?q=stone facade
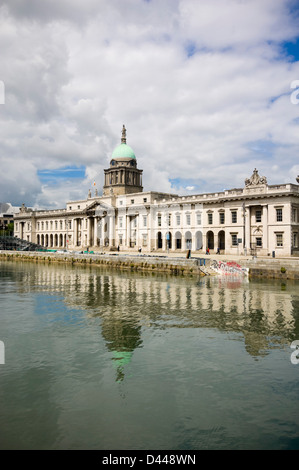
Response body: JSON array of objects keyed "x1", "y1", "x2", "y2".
[{"x1": 14, "y1": 129, "x2": 299, "y2": 257}]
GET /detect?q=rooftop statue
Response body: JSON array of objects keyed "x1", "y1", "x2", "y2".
[{"x1": 245, "y1": 168, "x2": 267, "y2": 187}]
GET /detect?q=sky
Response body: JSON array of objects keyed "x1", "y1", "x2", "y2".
[{"x1": 0, "y1": 0, "x2": 299, "y2": 210}]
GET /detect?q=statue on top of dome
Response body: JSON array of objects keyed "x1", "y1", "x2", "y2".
[{"x1": 121, "y1": 125, "x2": 127, "y2": 144}]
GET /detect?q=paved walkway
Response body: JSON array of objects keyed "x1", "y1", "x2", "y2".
[{"x1": 105, "y1": 249, "x2": 299, "y2": 262}]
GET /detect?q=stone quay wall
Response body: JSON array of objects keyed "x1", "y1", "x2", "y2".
[{"x1": 1, "y1": 251, "x2": 299, "y2": 280}]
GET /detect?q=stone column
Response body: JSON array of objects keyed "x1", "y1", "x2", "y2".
[
  {"x1": 94, "y1": 217, "x2": 98, "y2": 247},
  {"x1": 109, "y1": 215, "x2": 115, "y2": 247},
  {"x1": 262, "y1": 205, "x2": 268, "y2": 251},
  {"x1": 126, "y1": 215, "x2": 130, "y2": 248},
  {"x1": 244, "y1": 206, "x2": 251, "y2": 253},
  {"x1": 87, "y1": 217, "x2": 91, "y2": 247},
  {"x1": 73, "y1": 218, "x2": 77, "y2": 247}
]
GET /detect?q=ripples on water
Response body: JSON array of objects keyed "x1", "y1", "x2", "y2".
[{"x1": 0, "y1": 260, "x2": 299, "y2": 450}]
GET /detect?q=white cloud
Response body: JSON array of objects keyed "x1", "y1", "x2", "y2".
[{"x1": 0, "y1": 0, "x2": 299, "y2": 208}]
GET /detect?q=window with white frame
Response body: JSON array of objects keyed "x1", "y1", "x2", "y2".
[
  {"x1": 158, "y1": 215, "x2": 161, "y2": 227},
  {"x1": 293, "y1": 232, "x2": 298, "y2": 248},
  {"x1": 119, "y1": 217, "x2": 123, "y2": 228},
  {"x1": 197, "y1": 212, "x2": 202, "y2": 225},
  {"x1": 219, "y1": 212, "x2": 225, "y2": 224},
  {"x1": 142, "y1": 233, "x2": 147, "y2": 246},
  {"x1": 143, "y1": 215, "x2": 147, "y2": 227},
  {"x1": 276, "y1": 233, "x2": 283, "y2": 247},
  {"x1": 276, "y1": 208, "x2": 283, "y2": 222},
  {"x1": 119, "y1": 234, "x2": 123, "y2": 245},
  {"x1": 176, "y1": 214, "x2": 181, "y2": 226},
  {"x1": 186, "y1": 214, "x2": 191, "y2": 225},
  {"x1": 208, "y1": 213, "x2": 213, "y2": 225}
]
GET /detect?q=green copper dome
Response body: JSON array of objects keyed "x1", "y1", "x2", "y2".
[{"x1": 111, "y1": 143, "x2": 136, "y2": 160}]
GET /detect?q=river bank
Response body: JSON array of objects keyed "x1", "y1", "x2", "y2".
[{"x1": 1, "y1": 250, "x2": 299, "y2": 280}]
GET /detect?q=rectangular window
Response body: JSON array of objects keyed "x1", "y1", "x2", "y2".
[
  {"x1": 41, "y1": 222, "x2": 44, "y2": 230},
  {"x1": 276, "y1": 233, "x2": 283, "y2": 247},
  {"x1": 293, "y1": 232, "x2": 298, "y2": 248},
  {"x1": 60, "y1": 221, "x2": 63, "y2": 229},
  {"x1": 255, "y1": 210, "x2": 262, "y2": 223},
  {"x1": 142, "y1": 233, "x2": 147, "y2": 246},
  {"x1": 219, "y1": 212, "x2": 225, "y2": 224},
  {"x1": 143, "y1": 198, "x2": 147, "y2": 203},
  {"x1": 119, "y1": 234, "x2": 123, "y2": 245},
  {"x1": 55, "y1": 221, "x2": 58, "y2": 229},
  {"x1": 168, "y1": 214, "x2": 171, "y2": 226},
  {"x1": 208, "y1": 213, "x2": 213, "y2": 225},
  {"x1": 131, "y1": 199, "x2": 134, "y2": 205},
  {"x1": 186, "y1": 214, "x2": 191, "y2": 225},
  {"x1": 68, "y1": 221, "x2": 72, "y2": 230},
  {"x1": 256, "y1": 237, "x2": 262, "y2": 247},
  {"x1": 176, "y1": 215, "x2": 181, "y2": 226},
  {"x1": 197, "y1": 213, "x2": 202, "y2": 225},
  {"x1": 276, "y1": 208, "x2": 283, "y2": 222},
  {"x1": 46, "y1": 222, "x2": 48, "y2": 230},
  {"x1": 143, "y1": 216, "x2": 147, "y2": 227},
  {"x1": 119, "y1": 217, "x2": 123, "y2": 228},
  {"x1": 292, "y1": 208, "x2": 297, "y2": 223},
  {"x1": 158, "y1": 215, "x2": 161, "y2": 227},
  {"x1": 15, "y1": 222, "x2": 18, "y2": 231},
  {"x1": 231, "y1": 234, "x2": 238, "y2": 246},
  {"x1": 231, "y1": 211, "x2": 237, "y2": 223}
]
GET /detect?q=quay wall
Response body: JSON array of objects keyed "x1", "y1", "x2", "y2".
[
  {"x1": 0, "y1": 251, "x2": 209, "y2": 277},
  {"x1": 1, "y1": 251, "x2": 299, "y2": 280}
]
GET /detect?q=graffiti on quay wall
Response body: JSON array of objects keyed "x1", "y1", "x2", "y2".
[{"x1": 211, "y1": 260, "x2": 249, "y2": 276}]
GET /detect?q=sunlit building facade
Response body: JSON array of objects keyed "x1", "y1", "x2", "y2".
[{"x1": 14, "y1": 127, "x2": 299, "y2": 257}]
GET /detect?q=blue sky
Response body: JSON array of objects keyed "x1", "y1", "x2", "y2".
[
  {"x1": 37, "y1": 166, "x2": 86, "y2": 184},
  {"x1": 0, "y1": 0, "x2": 299, "y2": 209}
]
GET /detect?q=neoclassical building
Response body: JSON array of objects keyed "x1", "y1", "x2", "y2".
[{"x1": 14, "y1": 126, "x2": 299, "y2": 257}]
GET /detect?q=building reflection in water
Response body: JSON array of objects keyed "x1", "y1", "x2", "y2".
[{"x1": 4, "y1": 261, "x2": 299, "y2": 381}]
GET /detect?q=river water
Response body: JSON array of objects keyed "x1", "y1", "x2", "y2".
[{"x1": 0, "y1": 259, "x2": 299, "y2": 450}]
